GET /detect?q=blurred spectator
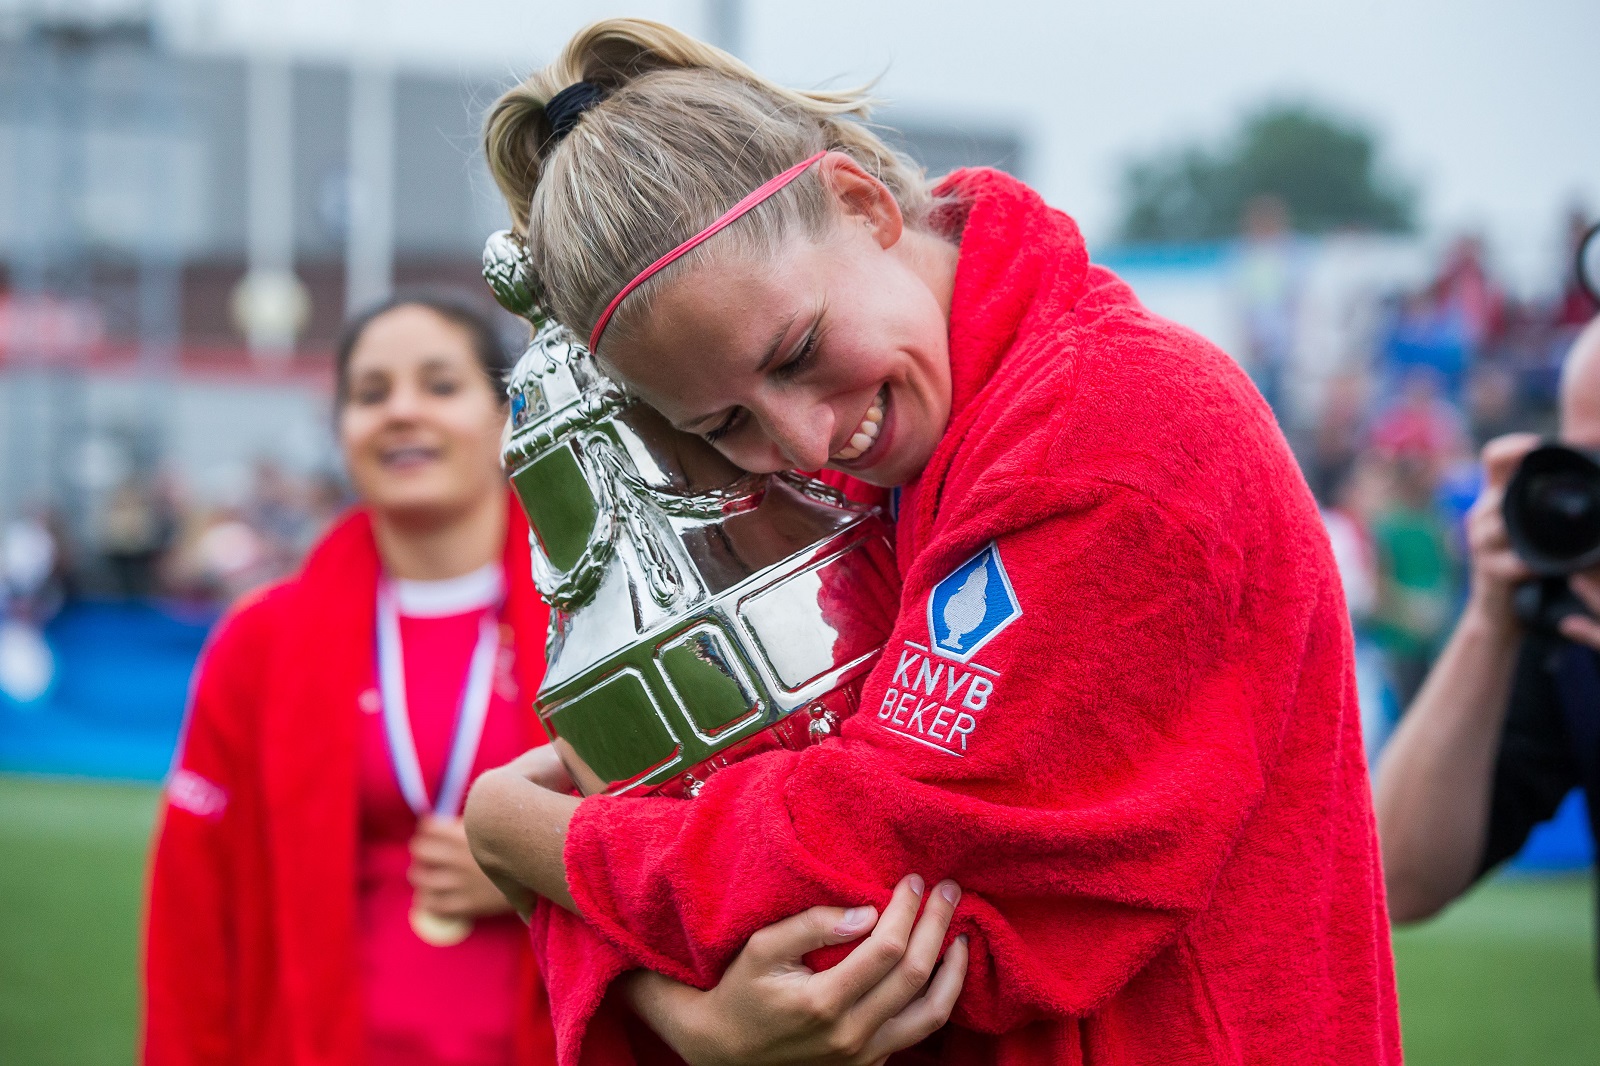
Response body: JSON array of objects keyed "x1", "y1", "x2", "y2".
[
  {"x1": 1368, "y1": 455, "x2": 1457, "y2": 706},
  {"x1": 1321, "y1": 460, "x2": 1393, "y2": 760},
  {"x1": 1232, "y1": 194, "x2": 1307, "y2": 420},
  {"x1": 163, "y1": 506, "x2": 274, "y2": 605},
  {"x1": 1370, "y1": 368, "x2": 1470, "y2": 477},
  {"x1": 1324, "y1": 458, "x2": 1384, "y2": 623},
  {"x1": 245, "y1": 459, "x2": 308, "y2": 558},
  {"x1": 300, "y1": 471, "x2": 354, "y2": 554},
  {"x1": 1382, "y1": 293, "x2": 1472, "y2": 398},
  {"x1": 1464, "y1": 364, "x2": 1522, "y2": 447},
  {"x1": 1306, "y1": 371, "x2": 1370, "y2": 505},
  {"x1": 1428, "y1": 234, "x2": 1507, "y2": 353},
  {"x1": 150, "y1": 463, "x2": 352, "y2": 605},
  {"x1": 0, "y1": 509, "x2": 65, "y2": 706},
  {"x1": 2, "y1": 509, "x2": 65, "y2": 624},
  {"x1": 100, "y1": 480, "x2": 176, "y2": 597}
]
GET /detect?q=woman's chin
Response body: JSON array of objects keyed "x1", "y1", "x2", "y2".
[{"x1": 369, "y1": 482, "x2": 472, "y2": 526}]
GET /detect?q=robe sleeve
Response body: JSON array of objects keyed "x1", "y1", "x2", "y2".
[
  {"x1": 529, "y1": 900, "x2": 645, "y2": 1066},
  {"x1": 559, "y1": 486, "x2": 1288, "y2": 1037},
  {"x1": 142, "y1": 601, "x2": 267, "y2": 1065}
]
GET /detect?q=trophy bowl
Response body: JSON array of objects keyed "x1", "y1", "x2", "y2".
[{"x1": 485, "y1": 231, "x2": 899, "y2": 797}]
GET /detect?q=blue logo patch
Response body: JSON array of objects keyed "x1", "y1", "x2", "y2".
[{"x1": 926, "y1": 541, "x2": 1021, "y2": 663}]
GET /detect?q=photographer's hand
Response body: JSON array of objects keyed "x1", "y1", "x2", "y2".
[
  {"x1": 1557, "y1": 573, "x2": 1600, "y2": 650},
  {"x1": 1461, "y1": 433, "x2": 1539, "y2": 625}
]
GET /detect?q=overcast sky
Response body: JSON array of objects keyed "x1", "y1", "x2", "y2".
[{"x1": 23, "y1": 0, "x2": 1597, "y2": 290}]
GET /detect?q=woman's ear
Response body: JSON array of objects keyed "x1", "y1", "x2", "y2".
[{"x1": 818, "y1": 152, "x2": 904, "y2": 250}]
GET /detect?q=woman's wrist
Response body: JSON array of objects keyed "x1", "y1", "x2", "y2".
[
  {"x1": 621, "y1": 970, "x2": 720, "y2": 1063},
  {"x1": 462, "y1": 768, "x2": 582, "y2": 913}
]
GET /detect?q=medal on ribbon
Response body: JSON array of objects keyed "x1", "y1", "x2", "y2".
[{"x1": 376, "y1": 580, "x2": 501, "y2": 948}]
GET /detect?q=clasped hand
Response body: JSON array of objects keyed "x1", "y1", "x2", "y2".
[
  {"x1": 407, "y1": 815, "x2": 516, "y2": 920},
  {"x1": 627, "y1": 873, "x2": 969, "y2": 1066},
  {"x1": 464, "y1": 744, "x2": 970, "y2": 1063}
]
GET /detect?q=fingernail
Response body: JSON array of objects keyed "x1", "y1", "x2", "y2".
[
  {"x1": 957, "y1": 935, "x2": 968, "y2": 947},
  {"x1": 908, "y1": 874, "x2": 925, "y2": 896},
  {"x1": 940, "y1": 881, "x2": 961, "y2": 905},
  {"x1": 836, "y1": 906, "x2": 873, "y2": 934}
]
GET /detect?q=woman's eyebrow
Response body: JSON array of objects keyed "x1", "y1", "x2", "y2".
[
  {"x1": 753, "y1": 312, "x2": 799, "y2": 373},
  {"x1": 678, "y1": 313, "x2": 801, "y2": 432}
]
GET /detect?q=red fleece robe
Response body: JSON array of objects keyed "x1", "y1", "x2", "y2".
[
  {"x1": 535, "y1": 169, "x2": 1402, "y2": 1065},
  {"x1": 143, "y1": 501, "x2": 557, "y2": 1066}
]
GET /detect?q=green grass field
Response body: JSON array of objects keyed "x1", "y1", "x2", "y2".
[{"x1": 2, "y1": 774, "x2": 1597, "y2": 1064}]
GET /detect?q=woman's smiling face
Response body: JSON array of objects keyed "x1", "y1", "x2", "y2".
[
  {"x1": 597, "y1": 157, "x2": 958, "y2": 488},
  {"x1": 338, "y1": 304, "x2": 508, "y2": 523}
]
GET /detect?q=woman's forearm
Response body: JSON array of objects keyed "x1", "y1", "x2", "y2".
[
  {"x1": 463, "y1": 767, "x2": 582, "y2": 912},
  {"x1": 1372, "y1": 603, "x2": 1521, "y2": 922}
]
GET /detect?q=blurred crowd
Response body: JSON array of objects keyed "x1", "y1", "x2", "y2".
[{"x1": 3, "y1": 459, "x2": 351, "y2": 625}]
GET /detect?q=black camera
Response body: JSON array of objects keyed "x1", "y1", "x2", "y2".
[
  {"x1": 1504, "y1": 444, "x2": 1600, "y2": 574},
  {"x1": 1503, "y1": 444, "x2": 1600, "y2": 631}
]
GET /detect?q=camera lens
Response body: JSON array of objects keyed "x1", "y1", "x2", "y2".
[
  {"x1": 1504, "y1": 444, "x2": 1600, "y2": 573},
  {"x1": 1522, "y1": 472, "x2": 1600, "y2": 556}
]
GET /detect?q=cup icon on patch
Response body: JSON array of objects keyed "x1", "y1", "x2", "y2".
[{"x1": 926, "y1": 541, "x2": 1021, "y2": 663}]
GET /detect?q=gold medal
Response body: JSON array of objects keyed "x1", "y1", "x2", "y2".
[{"x1": 409, "y1": 907, "x2": 473, "y2": 947}]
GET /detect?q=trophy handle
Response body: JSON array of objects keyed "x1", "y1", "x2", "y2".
[
  {"x1": 588, "y1": 442, "x2": 688, "y2": 608},
  {"x1": 525, "y1": 434, "x2": 619, "y2": 610}
]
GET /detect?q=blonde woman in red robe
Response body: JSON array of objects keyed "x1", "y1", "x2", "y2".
[{"x1": 462, "y1": 18, "x2": 1401, "y2": 1066}]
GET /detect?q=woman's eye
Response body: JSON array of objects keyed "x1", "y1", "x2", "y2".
[
  {"x1": 427, "y1": 378, "x2": 461, "y2": 396},
  {"x1": 772, "y1": 331, "x2": 819, "y2": 381},
  {"x1": 353, "y1": 383, "x2": 387, "y2": 405},
  {"x1": 703, "y1": 410, "x2": 742, "y2": 444}
]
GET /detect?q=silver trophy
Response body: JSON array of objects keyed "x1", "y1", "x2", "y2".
[{"x1": 484, "y1": 232, "x2": 898, "y2": 797}]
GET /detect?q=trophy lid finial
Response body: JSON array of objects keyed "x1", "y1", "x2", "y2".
[{"x1": 482, "y1": 230, "x2": 548, "y2": 326}]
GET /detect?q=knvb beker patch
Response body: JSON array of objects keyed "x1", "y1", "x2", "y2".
[
  {"x1": 873, "y1": 541, "x2": 1020, "y2": 758},
  {"x1": 926, "y1": 541, "x2": 1021, "y2": 663}
]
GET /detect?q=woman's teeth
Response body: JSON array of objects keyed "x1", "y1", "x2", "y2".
[
  {"x1": 832, "y1": 390, "x2": 885, "y2": 462},
  {"x1": 384, "y1": 446, "x2": 436, "y2": 466}
]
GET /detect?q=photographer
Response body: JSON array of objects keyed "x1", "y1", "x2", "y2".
[{"x1": 1376, "y1": 315, "x2": 1600, "y2": 923}]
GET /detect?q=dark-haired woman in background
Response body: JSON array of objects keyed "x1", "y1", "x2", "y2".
[{"x1": 143, "y1": 295, "x2": 560, "y2": 1066}]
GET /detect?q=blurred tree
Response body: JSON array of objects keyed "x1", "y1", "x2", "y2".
[{"x1": 1117, "y1": 103, "x2": 1417, "y2": 242}]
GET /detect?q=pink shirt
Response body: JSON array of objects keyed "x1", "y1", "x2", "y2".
[{"x1": 357, "y1": 565, "x2": 532, "y2": 1066}]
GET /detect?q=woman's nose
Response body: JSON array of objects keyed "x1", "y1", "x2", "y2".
[
  {"x1": 758, "y1": 401, "x2": 833, "y2": 471},
  {"x1": 382, "y1": 382, "x2": 424, "y2": 422}
]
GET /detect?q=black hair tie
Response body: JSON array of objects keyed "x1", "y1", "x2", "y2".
[{"x1": 543, "y1": 81, "x2": 607, "y2": 144}]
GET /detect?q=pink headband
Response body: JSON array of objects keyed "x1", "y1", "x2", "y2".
[{"x1": 588, "y1": 150, "x2": 829, "y2": 353}]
